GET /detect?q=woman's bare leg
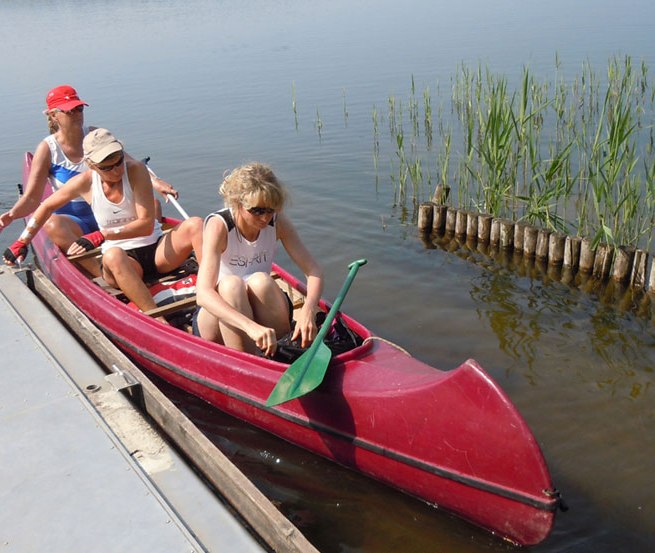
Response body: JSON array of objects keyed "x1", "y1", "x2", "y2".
[{"x1": 44, "y1": 214, "x2": 101, "y2": 276}]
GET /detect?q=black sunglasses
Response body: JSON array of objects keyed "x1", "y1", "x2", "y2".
[
  {"x1": 247, "y1": 206, "x2": 275, "y2": 216},
  {"x1": 95, "y1": 152, "x2": 125, "y2": 172},
  {"x1": 58, "y1": 105, "x2": 84, "y2": 115}
]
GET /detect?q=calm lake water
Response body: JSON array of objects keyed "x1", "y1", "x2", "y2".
[{"x1": 2, "y1": 1, "x2": 655, "y2": 551}]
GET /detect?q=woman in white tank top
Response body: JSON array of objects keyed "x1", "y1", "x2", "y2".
[{"x1": 194, "y1": 163, "x2": 324, "y2": 358}]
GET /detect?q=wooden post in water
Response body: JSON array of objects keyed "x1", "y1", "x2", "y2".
[
  {"x1": 445, "y1": 207, "x2": 457, "y2": 234},
  {"x1": 579, "y1": 238, "x2": 595, "y2": 273},
  {"x1": 563, "y1": 236, "x2": 582, "y2": 271},
  {"x1": 418, "y1": 202, "x2": 434, "y2": 232},
  {"x1": 548, "y1": 233, "x2": 566, "y2": 266},
  {"x1": 631, "y1": 249, "x2": 648, "y2": 290},
  {"x1": 612, "y1": 246, "x2": 635, "y2": 282},
  {"x1": 433, "y1": 184, "x2": 444, "y2": 204},
  {"x1": 648, "y1": 258, "x2": 655, "y2": 293},
  {"x1": 535, "y1": 229, "x2": 550, "y2": 260},
  {"x1": 466, "y1": 211, "x2": 478, "y2": 240},
  {"x1": 523, "y1": 225, "x2": 538, "y2": 257},
  {"x1": 593, "y1": 244, "x2": 614, "y2": 280},
  {"x1": 432, "y1": 205, "x2": 447, "y2": 234},
  {"x1": 498, "y1": 219, "x2": 514, "y2": 249},
  {"x1": 432, "y1": 184, "x2": 450, "y2": 204},
  {"x1": 514, "y1": 222, "x2": 527, "y2": 253},
  {"x1": 455, "y1": 210, "x2": 467, "y2": 236},
  {"x1": 478, "y1": 214, "x2": 493, "y2": 243},
  {"x1": 490, "y1": 219, "x2": 500, "y2": 246}
]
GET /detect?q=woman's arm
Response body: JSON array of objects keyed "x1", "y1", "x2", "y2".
[
  {"x1": 277, "y1": 213, "x2": 324, "y2": 347},
  {"x1": 110, "y1": 161, "x2": 157, "y2": 240},
  {"x1": 0, "y1": 141, "x2": 52, "y2": 230},
  {"x1": 3, "y1": 172, "x2": 91, "y2": 264},
  {"x1": 122, "y1": 152, "x2": 178, "y2": 199}
]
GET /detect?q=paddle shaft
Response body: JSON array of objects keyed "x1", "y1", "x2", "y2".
[
  {"x1": 166, "y1": 194, "x2": 190, "y2": 220},
  {"x1": 313, "y1": 259, "x2": 367, "y2": 344},
  {"x1": 265, "y1": 258, "x2": 368, "y2": 406},
  {"x1": 143, "y1": 158, "x2": 191, "y2": 220}
]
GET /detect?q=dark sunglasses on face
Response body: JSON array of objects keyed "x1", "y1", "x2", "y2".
[
  {"x1": 95, "y1": 152, "x2": 124, "y2": 172},
  {"x1": 247, "y1": 206, "x2": 275, "y2": 216},
  {"x1": 57, "y1": 105, "x2": 84, "y2": 115}
]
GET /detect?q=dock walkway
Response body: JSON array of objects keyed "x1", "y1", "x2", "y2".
[{"x1": 0, "y1": 266, "x2": 309, "y2": 552}]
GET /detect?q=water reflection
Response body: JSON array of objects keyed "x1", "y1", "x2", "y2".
[
  {"x1": 424, "y1": 233, "x2": 655, "y2": 401},
  {"x1": 157, "y1": 376, "x2": 519, "y2": 553}
]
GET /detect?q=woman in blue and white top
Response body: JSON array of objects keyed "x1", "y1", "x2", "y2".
[
  {"x1": 0, "y1": 86, "x2": 95, "y2": 251},
  {"x1": 194, "y1": 163, "x2": 324, "y2": 358}
]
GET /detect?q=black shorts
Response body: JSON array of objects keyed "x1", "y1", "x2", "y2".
[{"x1": 126, "y1": 237, "x2": 163, "y2": 281}]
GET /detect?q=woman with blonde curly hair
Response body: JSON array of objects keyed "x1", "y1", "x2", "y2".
[{"x1": 194, "y1": 163, "x2": 323, "y2": 357}]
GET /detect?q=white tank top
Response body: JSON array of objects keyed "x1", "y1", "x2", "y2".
[
  {"x1": 90, "y1": 166, "x2": 162, "y2": 253},
  {"x1": 44, "y1": 128, "x2": 89, "y2": 202},
  {"x1": 207, "y1": 208, "x2": 277, "y2": 283}
]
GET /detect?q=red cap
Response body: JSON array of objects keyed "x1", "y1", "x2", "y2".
[{"x1": 45, "y1": 85, "x2": 89, "y2": 111}]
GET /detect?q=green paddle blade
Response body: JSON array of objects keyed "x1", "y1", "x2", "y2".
[
  {"x1": 266, "y1": 341, "x2": 332, "y2": 406},
  {"x1": 266, "y1": 258, "x2": 367, "y2": 407}
]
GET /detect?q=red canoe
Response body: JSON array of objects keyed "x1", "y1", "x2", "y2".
[{"x1": 22, "y1": 152, "x2": 562, "y2": 545}]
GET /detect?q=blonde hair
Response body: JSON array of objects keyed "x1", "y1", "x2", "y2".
[
  {"x1": 219, "y1": 163, "x2": 288, "y2": 211},
  {"x1": 45, "y1": 111, "x2": 58, "y2": 134}
]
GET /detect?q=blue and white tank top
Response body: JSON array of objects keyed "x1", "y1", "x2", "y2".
[
  {"x1": 207, "y1": 208, "x2": 277, "y2": 283},
  {"x1": 44, "y1": 127, "x2": 89, "y2": 202},
  {"x1": 90, "y1": 165, "x2": 163, "y2": 253}
]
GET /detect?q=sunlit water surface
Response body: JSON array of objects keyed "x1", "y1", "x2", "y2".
[{"x1": 1, "y1": 1, "x2": 654, "y2": 551}]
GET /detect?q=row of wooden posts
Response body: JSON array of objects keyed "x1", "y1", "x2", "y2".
[{"x1": 418, "y1": 202, "x2": 654, "y2": 292}]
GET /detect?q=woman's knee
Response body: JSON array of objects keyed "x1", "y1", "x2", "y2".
[
  {"x1": 101, "y1": 247, "x2": 131, "y2": 274},
  {"x1": 44, "y1": 215, "x2": 79, "y2": 246},
  {"x1": 178, "y1": 216, "x2": 203, "y2": 242},
  {"x1": 246, "y1": 271, "x2": 275, "y2": 291},
  {"x1": 218, "y1": 275, "x2": 248, "y2": 302}
]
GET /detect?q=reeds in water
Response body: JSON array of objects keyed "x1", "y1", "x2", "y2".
[{"x1": 375, "y1": 55, "x2": 655, "y2": 252}]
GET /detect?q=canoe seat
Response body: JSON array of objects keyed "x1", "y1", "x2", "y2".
[
  {"x1": 272, "y1": 272, "x2": 305, "y2": 309},
  {"x1": 68, "y1": 247, "x2": 102, "y2": 263},
  {"x1": 92, "y1": 276, "x2": 124, "y2": 297},
  {"x1": 144, "y1": 295, "x2": 197, "y2": 319}
]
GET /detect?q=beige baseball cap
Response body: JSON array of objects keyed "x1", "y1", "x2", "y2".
[{"x1": 83, "y1": 128, "x2": 123, "y2": 163}]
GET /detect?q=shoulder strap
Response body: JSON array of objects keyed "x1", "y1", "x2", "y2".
[{"x1": 206, "y1": 207, "x2": 234, "y2": 231}]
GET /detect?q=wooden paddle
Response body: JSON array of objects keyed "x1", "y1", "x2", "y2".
[{"x1": 266, "y1": 258, "x2": 367, "y2": 407}]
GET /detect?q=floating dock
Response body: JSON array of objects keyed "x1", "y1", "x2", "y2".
[{"x1": 0, "y1": 265, "x2": 317, "y2": 553}]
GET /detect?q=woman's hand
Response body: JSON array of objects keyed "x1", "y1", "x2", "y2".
[
  {"x1": 0, "y1": 211, "x2": 14, "y2": 230},
  {"x1": 292, "y1": 305, "x2": 319, "y2": 348},
  {"x1": 249, "y1": 323, "x2": 278, "y2": 357},
  {"x1": 151, "y1": 177, "x2": 178, "y2": 199}
]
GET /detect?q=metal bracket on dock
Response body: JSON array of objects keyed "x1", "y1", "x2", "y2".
[
  {"x1": 2, "y1": 262, "x2": 35, "y2": 275},
  {"x1": 105, "y1": 364, "x2": 141, "y2": 392}
]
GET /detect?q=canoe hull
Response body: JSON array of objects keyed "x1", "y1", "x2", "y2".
[{"x1": 24, "y1": 152, "x2": 558, "y2": 545}]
